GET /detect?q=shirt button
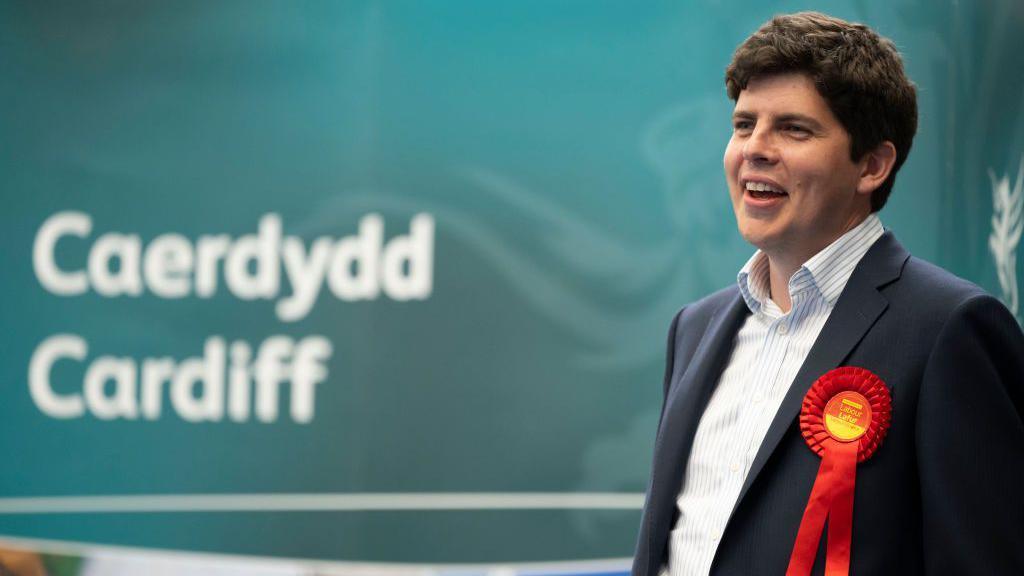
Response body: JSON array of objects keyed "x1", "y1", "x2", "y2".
[
  {"x1": 777, "y1": 323, "x2": 789, "y2": 335},
  {"x1": 753, "y1": 393, "x2": 764, "y2": 404},
  {"x1": 730, "y1": 461, "x2": 741, "y2": 473},
  {"x1": 711, "y1": 531, "x2": 721, "y2": 541}
]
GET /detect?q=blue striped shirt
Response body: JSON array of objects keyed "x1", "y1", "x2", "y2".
[{"x1": 661, "y1": 214, "x2": 885, "y2": 576}]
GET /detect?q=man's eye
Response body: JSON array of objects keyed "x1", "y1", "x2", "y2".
[
  {"x1": 784, "y1": 124, "x2": 810, "y2": 135},
  {"x1": 733, "y1": 121, "x2": 753, "y2": 132}
]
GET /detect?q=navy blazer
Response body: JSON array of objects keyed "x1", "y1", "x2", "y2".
[{"x1": 633, "y1": 232, "x2": 1024, "y2": 575}]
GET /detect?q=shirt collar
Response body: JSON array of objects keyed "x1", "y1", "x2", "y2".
[{"x1": 737, "y1": 214, "x2": 885, "y2": 314}]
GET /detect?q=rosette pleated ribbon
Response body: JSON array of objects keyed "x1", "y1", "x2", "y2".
[{"x1": 785, "y1": 366, "x2": 891, "y2": 576}]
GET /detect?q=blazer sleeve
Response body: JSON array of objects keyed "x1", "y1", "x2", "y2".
[
  {"x1": 916, "y1": 294, "x2": 1024, "y2": 573},
  {"x1": 633, "y1": 307, "x2": 686, "y2": 576}
]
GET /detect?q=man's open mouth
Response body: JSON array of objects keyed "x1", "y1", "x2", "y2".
[{"x1": 745, "y1": 181, "x2": 788, "y2": 199}]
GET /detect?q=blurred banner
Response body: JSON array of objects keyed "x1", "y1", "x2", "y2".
[{"x1": 0, "y1": 1, "x2": 1021, "y2": 573}]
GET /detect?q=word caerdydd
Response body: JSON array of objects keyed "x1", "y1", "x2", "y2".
[{"x1": 33, "y1": 211, "x2": 435, "y2": 321}]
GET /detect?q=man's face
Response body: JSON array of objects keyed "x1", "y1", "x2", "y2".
[{"x1": 724, "y1": 73, "x2": 872, "y2": 261}]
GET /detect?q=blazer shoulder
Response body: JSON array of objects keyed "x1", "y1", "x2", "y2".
[
  {"x1": 665, "y1": 285, "x2": 742, "y2": 363},
  {"x1": 881, "y1": 255, "x2": 1024, "y2": 357},
  {"x1": 893, "y1": 255, "x2": 997, "y2": 314}
]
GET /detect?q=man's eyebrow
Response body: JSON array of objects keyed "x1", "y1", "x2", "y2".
[
  {"x1": 775, "y1": 113, "x2": 824, "y2": 130},
  {"x1": 730, "y1": 111, "x2": 826, "y2": 131}
]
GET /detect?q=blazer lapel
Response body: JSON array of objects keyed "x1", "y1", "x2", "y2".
[
  {"x1": 646, "y1": 290, "x2": 749, "y2": 568},
  {"x1": 728, "y1": 232, "x2": 910, "y2": 516}
]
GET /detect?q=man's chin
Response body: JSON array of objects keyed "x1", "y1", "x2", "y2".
[{"x1": 736, "y1": 222, "x2": 784, "y2": 251}]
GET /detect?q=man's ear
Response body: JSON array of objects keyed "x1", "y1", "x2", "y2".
[{"x1": 856, "y1": 141, "x2": 898, "y2": 196}]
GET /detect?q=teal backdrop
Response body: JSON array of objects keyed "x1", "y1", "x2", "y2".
[{"x1": 0, "y1": 0, "x2": 1021, "y2": 570}]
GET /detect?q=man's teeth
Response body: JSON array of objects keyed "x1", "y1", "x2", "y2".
[{"x1": 745, "y1": 181, "x2": 785, "y2": 194}]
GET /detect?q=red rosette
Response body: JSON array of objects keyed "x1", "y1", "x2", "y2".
[
  {"x1": 799, "y1": 366, "x2": 892, "y2": 463},
  {"x1": 786, "y1": 367, "x2": 893, "y2": 576}
]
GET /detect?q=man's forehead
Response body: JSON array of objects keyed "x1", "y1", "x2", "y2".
[{"x1": 732, "y1": 73, "x2": 834, "y2": 122}]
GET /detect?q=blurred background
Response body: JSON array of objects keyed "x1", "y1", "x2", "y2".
[{"x1": 1, "y1": 1, "x2": 1022, "y2": 574}]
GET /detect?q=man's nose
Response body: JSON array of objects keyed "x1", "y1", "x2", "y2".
[{"x1": 743, "y1": 126, "x2": 778, "y2": 165}]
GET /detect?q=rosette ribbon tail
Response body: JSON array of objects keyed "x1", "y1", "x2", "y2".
[{"x1": 785, "y1": 438, "x2": 858, "y2": 576}]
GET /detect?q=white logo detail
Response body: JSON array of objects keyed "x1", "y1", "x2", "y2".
[{"x1": 989, "y1": 157, "x2": 1024, "y2": 318}]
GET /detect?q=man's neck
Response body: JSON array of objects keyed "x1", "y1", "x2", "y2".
[
  {"x1": 763, "y1": 213, "x2": 871, "y2": 313},
  {"x1": 766, "y1": 256, "x2": 799, "y2": 313}
]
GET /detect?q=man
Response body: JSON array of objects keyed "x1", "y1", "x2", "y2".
[{"x1": 634, "y1": 12, "x2": 1024, "y2": 576}]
